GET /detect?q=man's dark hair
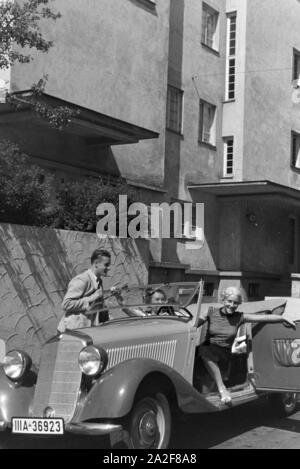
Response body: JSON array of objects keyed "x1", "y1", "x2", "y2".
[{"x1": 91, "y1": 249, "x2": 111, "y2": 264}]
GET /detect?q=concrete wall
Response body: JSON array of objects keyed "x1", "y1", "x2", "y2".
[
  {"x1": 176, "y1": 191, "x2": 220, "y2": 271},
  {"x1": 241, "y1": 197, "x2": 300, "y2": 274},
  {"x1": 0, "y1": 223, "x2": 149, "y2": 364},
  {"x1": 10, "y1": 0, "x2": 171, "y2": 187},
  {"x1": 243, "y1": 0, "x2": 300, "y2": 188},
  {"x1": 218, "y1": 196, "x2": 300, "y2": 274},
  {"x1": 218, "y1": 198, "x2": 242, "y2": 271}
]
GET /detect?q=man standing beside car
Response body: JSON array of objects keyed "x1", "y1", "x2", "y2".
[{"x1": 57, "y1": 248, "x2": 111, "y2": 332}]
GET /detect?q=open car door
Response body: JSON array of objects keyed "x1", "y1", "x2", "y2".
[{"x1": 249, "y1": 298, "x2": 300, "y2": 392}]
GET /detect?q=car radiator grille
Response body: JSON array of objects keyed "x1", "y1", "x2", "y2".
[
  {"x1": 31, "y1": 335, "x2": 83, "y2": 423},
  {"x1": 106, "y1": 340, "x2": 177, "y2": 370}
]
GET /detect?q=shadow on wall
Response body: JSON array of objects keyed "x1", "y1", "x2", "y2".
[{"x1": 0, "y1": 224, "x2": 149, "y2": 364}]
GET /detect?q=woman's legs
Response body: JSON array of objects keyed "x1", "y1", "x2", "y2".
[{"x1": 198, "y1": 345, "x2": 232, "y2": 403}]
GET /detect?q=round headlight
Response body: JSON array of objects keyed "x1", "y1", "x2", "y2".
[
  {"x1": 78, "y1": 346, "x2": 107, "y2": 376},
  {"x1": 3, "y1": 350, "x2": 31, "y2": 381}
]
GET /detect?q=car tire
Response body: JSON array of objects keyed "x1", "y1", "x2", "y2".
[
  {"x1": 268, "y1": 392, "x2": 298, "y2": 417},
  {"x1": 123, "y1": 390, "x2": 171, "y2": 449}
]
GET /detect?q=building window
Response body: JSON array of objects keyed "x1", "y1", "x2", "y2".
[
  {"x1": 226, "y1": 12, "x2": 237, "y2": 100},
  {"x1": 166, "y1": 85, "x2": 183, "y2": 134},
  {"x1": 291, "y1": 131, "x2": 300, "y2": 169},
  {"x1": 223, "y1": 137, "x2": 234, "y2": 177},
  {"x1": 201, "y1": 2, "x2": 219, "y2": 51},
  {"x1": 293, "y1": 49, "x2": 300, "y2": 81},
  {"x1": 199, "y1": 100, "x2": 216, "y2": 146}
]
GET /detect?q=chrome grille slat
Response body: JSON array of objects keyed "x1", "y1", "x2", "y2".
[
  {"x1": 106, "y1": 340, "x2": 177, "y2": 370},
  {"x1": 32, "y1": 336, "x2": 83, "y2": 422}
]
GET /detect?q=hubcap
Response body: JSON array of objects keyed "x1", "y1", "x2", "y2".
[
  {"x1": 130, "y1": 394, "x2": 169, "y2": 449},
  {"x1": 139, "y1": 410, "x2": 158, "y2": 445}
]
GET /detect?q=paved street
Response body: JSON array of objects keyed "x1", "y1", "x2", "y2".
[
  {"x1": 1, "y1": 400, "x2": 300, "y2": 449},
  {"x1": 173, "y1": 400, "x2": 300, "y2": 449}
]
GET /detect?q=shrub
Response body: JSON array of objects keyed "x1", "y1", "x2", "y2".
[
  {"x1": 0, "y1": 140, "x2": 142, "y2": 232},
  {"x1": 0, "y1": 140, "x2": 53, "y2": 226},
  {"x1": 51, "y1": 177, "x2": 141, "y2": 232}
]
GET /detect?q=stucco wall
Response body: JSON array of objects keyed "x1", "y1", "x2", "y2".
[
  {"x1": 218, "y1": 197, "x2": 300, "y2": 274},
  {"x1": 241, "y1": 197, "x2": 300, "y2": 274},
  {"x1": 222, "y1": 0, "x2": 248, "y2": 181},
  {"x1": 10, "y1": 0, "x2": 170, "y2": 187},
  {"x1": 162, "y1": 0, "x2": 226, "y2": 270},
  {"x1": 176, "y1": 192, "x2": 220, "y2": 271},
  {"x1": 0, "y1": 223, "x2": 149, "y2": 364},
  {"x1": 177, "y1": 0, "x2": 227, "y2": 196},
  {"x1": 243, "y1": 0, "x2": 300, "y2": 188}
]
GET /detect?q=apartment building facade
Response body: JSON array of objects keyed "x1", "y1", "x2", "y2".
[
  {"x1": 0, "y1": 0, "x2": 170, "y2": 192},
  {"x1": 161, "y1": 0, "x2": 300, "y2": 299},
  {"x1": 1, "y1": 0, "x2": 300, "y2": 299}
]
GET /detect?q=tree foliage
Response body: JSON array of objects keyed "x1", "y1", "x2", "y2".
[
  {"x1": 0, "y1": 139, "x2": 142, "y2": 232},
  {"x1": 6, "y1": 75, "x2": 80, "y2": 130},
  {"x1": 0, "y1": 1, "x2": 77, "y2": 129},
  {"x1": 53, "y1": 177, "x2": 141, "y2": 232},
  {"x1": 0, "y1": 0, "x2": 61, "y2": 70},
  {"x1": 0, "y1": 140, "x2": 53, "y2": 226}
]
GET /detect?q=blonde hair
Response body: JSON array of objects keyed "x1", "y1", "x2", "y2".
[{"x1": 220, "y1": 286, "x2": 243, "y2": 304}]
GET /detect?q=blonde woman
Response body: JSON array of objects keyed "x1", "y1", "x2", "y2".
[{"x1": 198, "y1": 286, "x2": 295, "y2": 404}]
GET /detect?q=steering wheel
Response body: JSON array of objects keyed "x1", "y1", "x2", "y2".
[
  {"x1": 157, "y1": 306, "x2": 192, "y2": 318},
  {"x1": 157, "y1": 306, "x2": 176, "y2": 316}
]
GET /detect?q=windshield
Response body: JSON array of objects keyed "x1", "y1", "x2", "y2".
[{"x1": 84, "y1": 282, "x2": 200, "y2": 323}]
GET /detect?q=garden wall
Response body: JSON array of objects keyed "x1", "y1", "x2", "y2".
[{"x1": 0, "y1": 223, "x2": 149, "y2": 364}]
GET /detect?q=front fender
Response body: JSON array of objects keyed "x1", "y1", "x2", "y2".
[
  {"x1": 76, "y1": 359, "x2": 216, "y2": 421},
  {"x1": 0, "y1": 367, "x2": 36, "y2": 424}
]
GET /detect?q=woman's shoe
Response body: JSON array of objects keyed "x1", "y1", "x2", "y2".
[{"x1": 219, "y1": 387, "x2": 232, "y2": 404}]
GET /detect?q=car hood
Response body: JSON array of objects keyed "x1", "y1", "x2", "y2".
[{"x1": 79, "y1": 317, "x2": 190, "y2": 348}]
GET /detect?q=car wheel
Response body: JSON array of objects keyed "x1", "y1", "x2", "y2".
[
  {"x1": 124, "y1": 391, "x2": 171, "y2": 449},
  {"x1": 269, "y1": 392, "x2": 298, "y2": 417}
]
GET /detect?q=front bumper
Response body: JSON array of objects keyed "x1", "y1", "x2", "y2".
[{"x1": 66, "y1": 422, "x2": 123, "y2": 436}]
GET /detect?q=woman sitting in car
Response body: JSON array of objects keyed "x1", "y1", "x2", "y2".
[
  {"x1": 198, "y1": 286, "x2": 295, "y2": 404},
  {"x1": 114, "y1": 286, "x2": 173, "y2": 317}
]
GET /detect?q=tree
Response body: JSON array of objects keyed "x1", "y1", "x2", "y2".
[
  {"x1": 0, "y1": 0, "x2": 61, "y2": 70},
  {"x1": 0, "y1": 0, "x2": 78, "y2": 128}
]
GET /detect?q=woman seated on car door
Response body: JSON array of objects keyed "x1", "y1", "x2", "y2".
[{"x1": 198, "y1": 286, "x2": 296, "y2": 405}]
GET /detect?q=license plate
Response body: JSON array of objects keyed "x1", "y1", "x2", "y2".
[{"x1": 12, "y1": 418, "x2": 64, "y2": 435}]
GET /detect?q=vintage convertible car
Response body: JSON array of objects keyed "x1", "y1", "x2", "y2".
[{"x1": 0, "y1": 282, "x2": 300, "y2": 449}]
